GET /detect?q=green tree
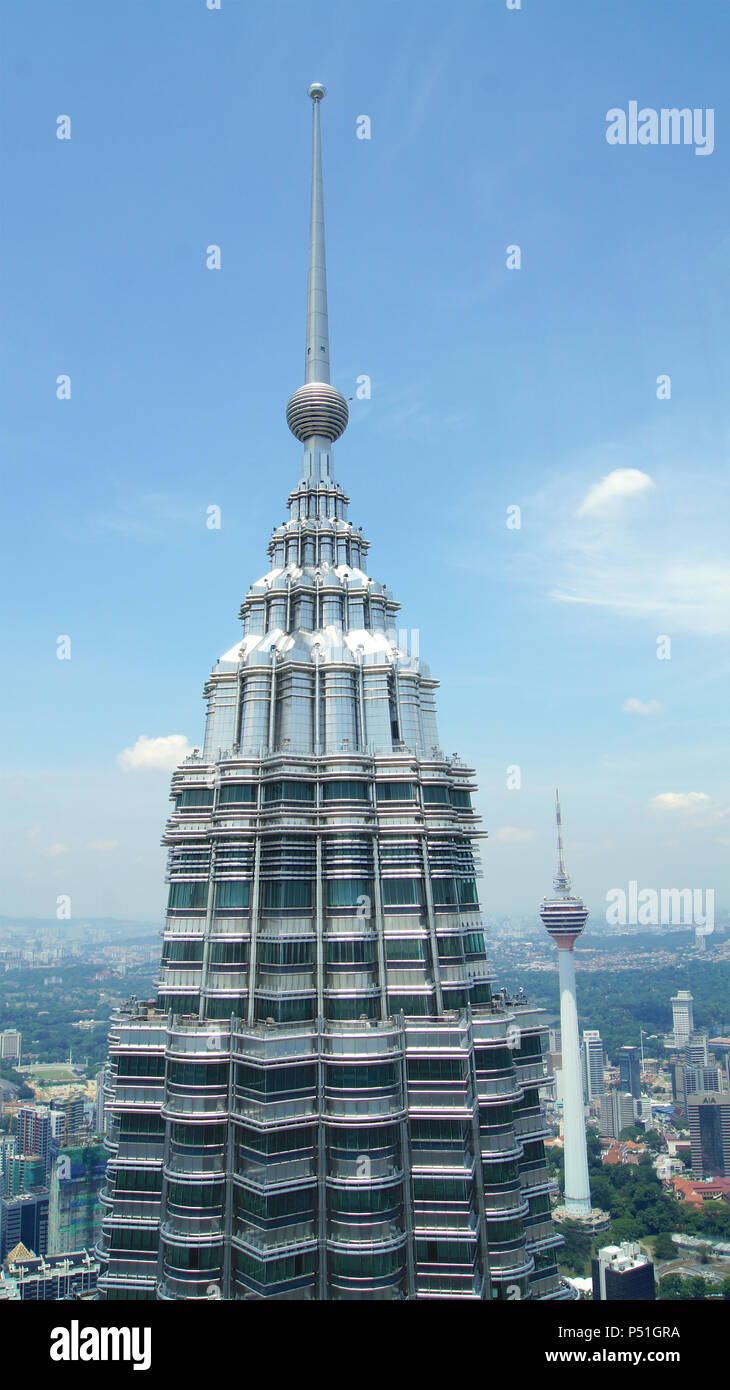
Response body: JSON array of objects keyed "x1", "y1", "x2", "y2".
[
  {"x1": 658, "y1": 1273, "x2": 684, "y2": 1301},
  {"x1": 653, "y1": 1232, "x2": 676, "y2": 1261}
]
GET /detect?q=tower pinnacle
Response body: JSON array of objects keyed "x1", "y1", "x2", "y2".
[
  {"x1": 286, "y1": 83, "x2": 349, "y2": 448},
  {"x1": 553, "y1": 788, "x2": 571, "y2": 896}
]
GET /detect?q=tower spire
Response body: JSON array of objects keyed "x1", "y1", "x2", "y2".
[
  {"x1": 553, "y1": 787, "x2": 571, "y2": 895},
  {"x1": 286, "y1": 84, "x2": 348, "y2": 457},
  {"x1": 305, "y1": 82, "x2": 330, "y2": 385}
]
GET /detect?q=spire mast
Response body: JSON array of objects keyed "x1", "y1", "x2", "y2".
[
  {"x1": 554, "y1": 787, "x2": 571, "y2": 895},
  {"x1": 306, "y1": 83, "x2": 330, "y2": 385},
  {"x1": 286, "y1": 83, "x2": 348, "y2": 458}
]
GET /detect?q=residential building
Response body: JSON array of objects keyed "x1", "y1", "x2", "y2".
[{"x1": 14, "y1": 1106, "x2": 52, "y2": 1182}]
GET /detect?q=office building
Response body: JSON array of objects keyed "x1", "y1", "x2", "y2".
[
  {"x1": 618, "y1": 1045, "x2": 641, "y2": 1101},
  {"x1": 598, "y1": 1090, "x2": 636, "y2": 1141},
  {"x1": 0, "y1": 1245, "x2": 99, "y2": 1301},
  {"x1": 582, "y1": 1031, "x2": 604, "y2": 1103},
  {"x1": 96, "y1": 85, "x2": 566, "y2": 1302},
  {"x1": 592, "y1": 1242, "x2": 655, "y2": 1301},
  {"x1": 0, "y1": 1030, "x2": 22, "y2": 1064},
  {"x1": 0, "y1": 1190, "x2": 49, "y2": 1261},
  {"x1": 671, "y1": 991, "x2": 694, "y2": 1046},
  {"x1": 688, "y1": 1093, "x2": 730, "y2": 1179}
]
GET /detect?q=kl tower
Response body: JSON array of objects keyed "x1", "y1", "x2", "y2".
[{"x1": 540, "y1": 792, "x2": 608, "y2": 1230}]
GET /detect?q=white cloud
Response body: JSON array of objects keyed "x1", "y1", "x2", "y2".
[
  {"x1": 117, "y1": 734, "x2": 191, "y2": 772},
  {"x1": 622, "y1": 698, "x2": 663, "y2": 716},
  {"x1": 47, "y1": 843, "x2": 69, "y2": 857},
  {"x1": 535, "y1": 451, "x2": 730, "y2": 635},
  {"x1": 651, "y1": 792, "x2": 711, "y2": 813},
  {"x1": 86, "y1": 839, "x2": 119, "y2": 852},
  {"x1": 576, "y1": 468, "x2": 654, "y2": 517},
  {"x1": 494, "y1": 827, "x2": 537, "y2": 844}
]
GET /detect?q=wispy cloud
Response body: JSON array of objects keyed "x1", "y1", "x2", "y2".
[
  {"x1": 651, "y1": 792, "x2": 712, "y2": 813},
  {"x1": 524, "y1": 445, "x2": 730, "y2": 635},
  {"x1": 494, "y1": 827, "x2": 537, "y2": 845},
  {"x1": 577, "y1": 468, "x2": 654, "y2": 517},
  {"x1": 622, "y1": 698, "x2": 663, "y2": 716}
]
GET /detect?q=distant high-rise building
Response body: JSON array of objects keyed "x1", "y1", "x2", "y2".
[
  {"x1": 95, "y1": 84, "x2": 567, "y2": 1303},
  {"x1": 633, "y1": 1097, "x2": 653, "y2": 1127},
  {"x1": 540, "y1": 795, "x2": 608, "y2": 1231},
  {"x1": 582, "y1": 1031, "x2": 604, "y2": 1103},
  {"x1": 5, "y1": 1154, "x2": 46, "y2": 1196},
  {"x1": 0, "y1": 1246, "x2": 99, "y2": 1301},
  {"x1": 51, "y1": 1096, "x2": 86, "y2": 1143},
  {"x1": 0, "y1": 1190, "x2": 48, "y2": 1261},
  {"x1": 592, "y1": 1242, "x2": 655, "y2": 1301},
  {"x1": 0, "y1": 1030, "x2": 22, "y2": 1064},
  {"x1": 671, "y1": 991, "x2": 694, "y2": 1045},
  {"x1": 688, "y1": 1093, "x2": 730, "y2": 1178},
  {"x1": 684, "y1": 1036, "x2": 709, "y2": 1068},
  {"x1": 598, "y1": 1090, "x2": 635, "y2": 1140},
  {"x1": 14, "y1": 1107, "x2": 52, "y2": 1182},
  {"x1": 618, "y1": 1046, "x2": 641, "y2": 1100},
  {"x1": 94, "y1": 1068, "x2": 108, "y2": 1136},
  {"x1": 48, "y1": 1142, "x2": 106, "y2": 1254}
]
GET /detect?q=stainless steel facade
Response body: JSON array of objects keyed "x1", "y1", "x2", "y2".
[{"x1": 96, "y1": 85, "x2": 567, "y2": 1302}]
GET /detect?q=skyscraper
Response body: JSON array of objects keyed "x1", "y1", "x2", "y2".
[
  {"x1": 539, "y1": 794, "x2": 607, "y2": 1230},
  {"x1": 688, "y1": 1093, "x2": 730, "y2": 1178},
  {"x1": 618, "y1": 1045, "x2": 642, "y2": 1101},
  {"x1": 671, "y1": 990, "x2": 694, "y2": 1046},
  {"x1": 581, "y1": 1030, "x2": 604, "y2": 1103},
  {"x1": 597, "y1": 1090, "x2": 635, "y2": 1141},
  {"x1": 14, "y1": 1107, "x2": 52, "y2": 1183},
  {"x1": 96, "y1": 84, "x2": 567, "y2": 1302}
]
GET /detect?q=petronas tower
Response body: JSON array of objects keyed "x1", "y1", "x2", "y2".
[{"x1": 97, "y1": 85, "x2": 567, "y2": 1302}]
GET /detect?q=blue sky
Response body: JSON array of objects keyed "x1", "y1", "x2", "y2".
[{"x1": 2, "y1": 0, "x2": 729, "y2": 922}]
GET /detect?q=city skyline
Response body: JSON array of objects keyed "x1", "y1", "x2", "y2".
[{"x1": 3, "y1": 1, "x2": 730, "y2": 923}]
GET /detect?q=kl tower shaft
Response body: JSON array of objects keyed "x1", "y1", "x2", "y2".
[{"x1": 557, "y1": 944, "x2": 591, "y2": 1213}]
